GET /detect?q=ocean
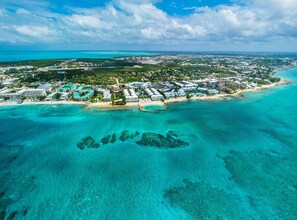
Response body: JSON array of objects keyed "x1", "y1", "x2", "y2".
[
  {"x1": 0, "y1": 68, "x2": 297, "y2": 219},
  {"x1": 0, "y1": 51, "x2": 157, "y2": 62}
]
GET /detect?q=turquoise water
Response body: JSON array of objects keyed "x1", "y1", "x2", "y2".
[
  {"x1": 141, "y1": 105, "x2": 167, "y2": 112},
  {"x1": 1, "y1": 68, "x2": 297, "y2": 219},
  {"x1": 0, "y1": 51, "x2": 156, "y2": 62}
]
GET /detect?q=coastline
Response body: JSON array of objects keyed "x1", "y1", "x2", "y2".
[
  {"x1": 0, "y1": 78, "x2": 290, "y2": 109},
  {"x1": 165, "y1": 78, "x2": 289, "y2": 104}
]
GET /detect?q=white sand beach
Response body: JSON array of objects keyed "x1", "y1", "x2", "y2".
[{"x1": 0, "y1": 79, "x2": 289, "y2": 109}]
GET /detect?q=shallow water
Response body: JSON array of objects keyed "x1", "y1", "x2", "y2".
[
  {"x1": 141, "y1": 105, "x2": 167, "y2": 112},
  {"x1": 1, "y1": 68, "x2": 297, "y2": 219},
  {"x1": 0, "y1": 51, "x2": 156, "y2": 62}
]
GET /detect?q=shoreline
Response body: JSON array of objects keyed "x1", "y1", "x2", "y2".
[{"x1": 0, "y1": 78, "x2": 290, "y2": 110}]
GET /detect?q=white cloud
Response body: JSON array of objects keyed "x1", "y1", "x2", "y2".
[
  {"x1": 13, "y1": 25, "x2": 58, "y2": 41},
  {"x1": 0, "y1": 0, "x2": 297, "y2": 50}
]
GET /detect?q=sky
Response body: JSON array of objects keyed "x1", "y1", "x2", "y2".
[{"x1": 0, "y1": 0, "x2": 297, "y2": 52}]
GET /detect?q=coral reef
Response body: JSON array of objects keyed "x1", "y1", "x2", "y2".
[
  {"x1": 101, "y1": 135, "x2": 111, "y2": 145},
  {"x1": 136, "y1": 132, "x2": 189, "y2": 148},
  {"x1": 110, "y1": 133, "x2": 117, "y2": 144},
  {"x1": 119, "y1": 130, "x2": 130, "y2": 142},
  {"x1": 164, "y1": 179, "x2": 249, "y2": 219},
  {"x1": 77, "y1": 131, "x2": 187, "y2": 149},
  {"x1": 77, "y1": 136, "x2": 100, "y2": 150},
  {"x1": 0, "y1": 144, "x2": 23, "y2": 169},
  {"x1": 224, "y1": 151, "x2": 297, "y2": 219}
]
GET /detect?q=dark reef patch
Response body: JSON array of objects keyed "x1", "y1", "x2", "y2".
[
  {"x1": 77, "y1": 136, "x2": 100, "y2": 150},
  {"x1": 110, "y1": 133, "x2": 117, "y2": 144},
  {"x1": 0, "y1": 210, "x2": 5, "y2": 220},
  {"x1": 101, "y1": 135, "x2": 111, "y2": 145},
  {"x1": 6, "y1": 211, "x2": 18, "y2": 220},
  {"x1": 0, "y1": 144, "x2": 23, "y2": 169},
  {"x1": 164, "y1": 179, "x2": 249, "y2": 219},
  {"x1": 167, "y1": 130, "x2": 178, "y2": 138},
  {"x1": 119, "y1": 130, "x2": 130, "y2": 142},
  {"x1": 224, "y1": 151, "x2": 297, "y2": 219},
  {"x1": 101, "y1": 130, "x2": 140, "y2": 145},
  {"x1": 77, "y1": 130, "x2": 188, "y2": 150},
  {"x1": 0, "y1": 173, "x2": 33, "y2": 220},
  {"x1": 130, "y1": 131, "x2": 140, "y2": 139},
  {"x1": 260, "y1": 128, "x2": 297, "y2": 148},
  {"x1": 136, "y1": 132, "x2": 189, "y2": 148}
]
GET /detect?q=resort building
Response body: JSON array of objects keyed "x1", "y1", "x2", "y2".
[
  {"x1": 22, "y1": 89, "x2": 46, "y2": 98},
  {"x1": 175, "y1": 81, "x2": 197, "y2": 91},
  {"x1": 144, "y1": 88, "x2": 164, "y2": 101},
  {"x1": 164, "y1": 91, "x2": 176, "y2": 99},
  {"x1": 45, "y1": 92, "x2": 57, "y2": 101},
  {"x1": 163, "y1": 89, "x2": 186, "y2": 99},
  {"x1": 197, "y1": 87, "x2": 209, "y2": 94},
  {"x1": 60, "y1": 92, "x2": 69, "y2": 101},
  {"x1": 123, "y1": 89, "x2": 139, "y2": 102},
  {"x1": 152, "y1": 82, "x2": 174, "y2": 92},
  {"x1": 0, "y1": 88, "x2": 46, "y2": 100},
  {"x1": 177, "y1": 88, "x2": 186, "y2": 97},
  {"x1": 0, "y1": 88, "x2": 26, "y2": 100},
  {"x1": 96, "y1": 88, "x2": 111, "y2": 101},
  {"x1": 38, "y1": 83, "x2": 52, "y2": 92},
  {"x1": 207, "y1": 89, "x2": 219, "y2": 95},
  {"x1": 127, "y1": 82, "x2": 151, "y2": 89},
  {"x1": 111, "y1": 85, "x2": 120, "y2": 93},
  {"x1": 1, "y1": 78, "x2": 19, "y2": 87}
]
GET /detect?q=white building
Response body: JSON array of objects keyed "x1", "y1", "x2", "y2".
[
  {"x1": 164, "y1": 91, "x2": 176, "y2": 99},
  {"x1": 38, "y1": 83, "x2": 52, "y2": 92},
  {"x1": 123, "y1": 89, "x2": 138, "y2": 102},
  {"x1": 177, "y1": 88, "x2": 186, "y2": 97},
  {"x1": 1, "y1": 78, "x2": 19, "y2": 87},
  {"x1": 0, "y1": 88, "x2": 26, "y2": 100},
  {"x1": 45, "y1": 92, "x2": 57, "y2": 101},
  {"x1": 207, "y1": 89, "x2": 219, "y2": 95},
  {"x1": 96, "y1": 88, "x2": 111, "y2": 101},
  {"x1": 163, "y1": 89, "x2": 186, "y2": 99},
  {"x1": 60, "y1": 92, "x2": 69, "y2": 101},
  {"x1": 128, "y1": 82, "x2": 151, "y2": 89},
  {"x1": 145, "y1": 88, "x2": 163, "y2": 101},
  {"x1": 22, "y1": 89, "x2": 46, "y2": 98},
  {"x1": 103, "y1": 90, "x2": 111, "y2": 101},
  {"x1": 175, "y1": 81, "x2": 197, "y2": 91},
  {"x1": 197, "y1": 87, "x2": 208, "y2": 94}
]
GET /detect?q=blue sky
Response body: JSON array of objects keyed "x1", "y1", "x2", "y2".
[{"x1": 0, "y1": 0, "x2": 297, "y2": 51}]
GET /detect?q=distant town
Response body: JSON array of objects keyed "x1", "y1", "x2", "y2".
[{"x1": 0, "y1": 54, "x2": 296, "y2": 107}]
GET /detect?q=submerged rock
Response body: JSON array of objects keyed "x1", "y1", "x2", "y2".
[
  {"x1": 130, "y1": 131, "x2": 140, "y2": 139},
  {"x1": 136, "y1": 132, "x2": 189, "y2": 148},
  {"x1": 119, "y1": 130, "x2": 130, "y2": 142},
  {"x1": 77, "y1": 136, "x2": 100, "y2": 150},
  {"x1": 164, "y1": 179, "x2": 249, "y2": 219},
  {"x1": 167, "y1": 130, "x2": 178, "y2": 138},
  {"x1": 0, "y1": 210, "x2": 5, "y2": 220},
  {"x1": 224, "y1": 151, "x2": 297, "y2": 219},
  {"x1": 101, "y1": 135, "x2": 111, "y2": 145},
  {"x1": 0, "y1": 144, "x2": 23, "y2": 169},
  {"x1": 110, "y1": 133, "x2": 117, "y2": 144},
  {"x1": 7, "y1": 211, "x2": 18, "y2": 220},
  {"x1": 99, "y1": 130, "x2": 140, "y2": 145}
]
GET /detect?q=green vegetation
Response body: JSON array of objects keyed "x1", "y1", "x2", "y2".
[
  {"x1": 1, "y1": 54, "x2": 293, "y2": 100},
  {"x1": 111, "y1": 92, "x2": 126, "y2": 105}
]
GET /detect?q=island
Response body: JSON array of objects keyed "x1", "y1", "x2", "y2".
[{"x1": 0, "y1": 53, "x2": 296, "y2": 110}]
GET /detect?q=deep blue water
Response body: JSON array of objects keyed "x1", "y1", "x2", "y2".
[
  {"x1": 0, "y1": 51, "x2": 156, "y2": 62},
  {"x1": 0, "y1": 69, "x2": 297, "y2": 219}
]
